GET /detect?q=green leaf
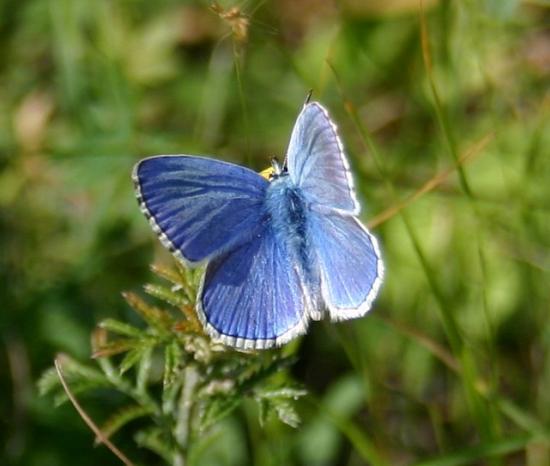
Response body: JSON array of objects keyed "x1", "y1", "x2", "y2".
[
  {"x1": 163, "y1": 339, "x2": 183, "y2": 388},
  {"x1": 37, "y1": 367, "x2": 62, "y2": 396},
  {"x1": 58, "y1": 356, "x2": 110, "y2": 386},
  {"x1": 136, "y1": 345, "x2": 154, "y2": 392},
  {"x1": 52, "y1": 379, "x2": 112, "y2": 406},
  {"x1": 200, "y1": 395, "x2": 241, "y2": 431},
  {"x1": 173, "y1": 264, "x2": 201, "y2": 302},
  {"x1": 255, "y1": 387, "x2": 308, "y2": 400},
  {"x1": 237, "y1": 354, "x2": 297, "y2": 390},
  {"x1": 144, "y1": 283, "x2": 189, "y2": 307},
  {"x1": 150, "y1": 263, "x2": 200, "y2": 304},
  {"x1": 134, "y1": 426, "x2": 173, "y2": 463},
  {"x1": 254, "y1": 387, "x2": 306, "y2": 428},
  {"x1": 39, "y1": 358, "x2": 113, "y2": 404},
  {"x1": 92, "y1": 338, "x2": 137, "y2": 358},
  {"x1": 272, "y1": 399, "x2": 301, "y2": 428},
  {"x1": 98, "y1": 404, "x2": 153, "y2": 443},
  {"x1": 120, "y1": 344, "x2": 152, "y2": 375},
  {"x1": 122, "y1": 291, "x2": 174, "y2": 332},
  {"x1": 412, "y1": 434, "x2": 539, "y2": 466},
  {"x1": 258, "y1": 398, "x2": 269, "y2": 428},
  {"x1": 150, "y1": 263, "x2": 183, "y2": 286},
  {"x1": 99, "y1": 318, "x2": 144, "y2": 338}
]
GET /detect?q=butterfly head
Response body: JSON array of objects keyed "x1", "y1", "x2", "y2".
[{"x1": 259, "y1": 157, "x2": 287, "y2": 181}]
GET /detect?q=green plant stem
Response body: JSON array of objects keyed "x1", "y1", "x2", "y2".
[{"x1": 174, "y1": 365, "x2": 200, "y2": 466}]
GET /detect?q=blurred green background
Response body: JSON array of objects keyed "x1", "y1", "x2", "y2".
[{"x1": 1, "y1": 0, "x2": 550, "y2": 465}]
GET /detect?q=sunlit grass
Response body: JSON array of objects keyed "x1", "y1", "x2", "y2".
[{"x1": 1, "y1": 0, "x2": 550, "y2": 465}]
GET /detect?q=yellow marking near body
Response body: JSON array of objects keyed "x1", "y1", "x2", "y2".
[{"x1": 259, "y1": 166, "x2": 274, "y2": 180}]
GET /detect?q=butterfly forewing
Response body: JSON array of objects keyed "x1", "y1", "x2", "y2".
[
  {"x1": 134, "y1": 155, "x2": 268, "y2": 265},
  {"x1": 286, "y1": 103, "x2": 360, "y2": 215}
]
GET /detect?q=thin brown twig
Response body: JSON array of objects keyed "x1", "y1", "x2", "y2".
[
  {"x1": 368, "y1": 132, "x2": 494, "y2": 229},
  {"x1": 54, "y1": 356, "x2": 135, "y2": 466},
  {"x1": 375, "y1": 315, "x2": 459, "y2": 372}
]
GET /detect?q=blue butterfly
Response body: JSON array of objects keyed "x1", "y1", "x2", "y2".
[{"x1": 133, "y1": 101, "x2": 384, "y2": 350}]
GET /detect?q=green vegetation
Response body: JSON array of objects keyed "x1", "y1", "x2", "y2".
[{"x1": 1, "y1": 1, "x2": 549, "y2": 465}]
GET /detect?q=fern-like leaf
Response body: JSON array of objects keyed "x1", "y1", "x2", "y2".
[
  {"x1": 199, "y1": 394, "x2": 241, "y2": 431},
  {"x1": 40, "y1": 263, "x2": 305, "y2": 466},
  {"x1": 119, "y1": 343, "x2": 154, "y2": 375},
  {"x1": 134, "y1": 426, "x2": 173, "y2": 463},
  {"x1": 122, "y1": 291, "x2": 174, "y2": 333},
  {"x1": 144, "y1": 283, "x2": 189, "y2": 307},
  {"x1": 99, "y1": 318, "x2": 144, "y2": 338},
  {"x1": 97, "y1": 404, "x2": 153, "y2": 444}
]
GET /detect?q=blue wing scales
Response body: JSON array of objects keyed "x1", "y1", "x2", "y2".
[
  {"x1": 308, "y1": 212, "x2": 383, "y2": 320},
  {"x1": 198, "y1": 222, "x2": 308, "y2": 349},
  {"x1": 133, "y1": 155, "x2": 268, "y2": 265},
  {"x1": 286, "y1": 102, "x2": 360, "y2": 214},
  {"x1": 133, "y1": 102, "x2": 384, "y2": 350}
]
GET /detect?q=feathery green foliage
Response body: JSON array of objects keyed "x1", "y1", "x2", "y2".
[{"x1": 38, "y1": 263, "x2": 306, "y2": 465}]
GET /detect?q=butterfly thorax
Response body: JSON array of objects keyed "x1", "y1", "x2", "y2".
[{"x1": 264, "y1": 174, "x2": 321, "y2": 308}]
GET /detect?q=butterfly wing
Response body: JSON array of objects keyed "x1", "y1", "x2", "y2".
[
  {"x1": 198, "y1": 222, "x2": 309, "y2": 350},
  {"x1": 133, "y1": 155, "x2": 268, "y2": 265},
  {"x1": 308, "y1": 211, "x2": 383, "y2": 320},
  {"x1": 286, "y1": 102, "x2": 360, "y2": 215},
  {"x1": 287, "y1": 102, "x2": 383, "y2": 317}
]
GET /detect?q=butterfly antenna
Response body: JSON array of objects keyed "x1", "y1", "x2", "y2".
[
  {"x1": 271, "y1": 157, "x2": 283, "y2": 176},
  {"x1": 282, "y1": 91, "x2": 313, "y2": 170}
]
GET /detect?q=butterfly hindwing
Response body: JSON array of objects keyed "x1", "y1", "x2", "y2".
[
  {"x1": 308, "y1": 211, "x2": 383, "y2": 320},
  {"x1": 198, "y1": 222, "x2": 308, "y2": 349},
  {"x1": 133, "y1": 155, "x2": 268, "y2": 265},
  {"x1": 286, "y1": 102, "x2": 360, "y2": 215}
]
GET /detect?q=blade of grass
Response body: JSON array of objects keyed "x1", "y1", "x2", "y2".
[
  {"x1": 305, "y1": 395, "x2": 389, "y2": 466},
  {"x1": 329, "y1": 61, "x2": 498, "y2": 443},
  {"x1": 368, "y1": 133, "x2": 494, "y2": 229},
  {"x1": 375, "y1": 315, "x2": 459, "y2": 372},
  {"x1": 377, "y1": 316, "x2": 550, "y2": 440},
  {"x1": 412, "y1": 433, "x2": 548, "y2": 466},
  {"x1": 329, "y1": 323, "x2": 388, "y2": 439},
  {"x1": 329, "y1": 62, "x2": 462, "y2": 352},
  {"x1": 420, "y1": 1, "x2": 502, "y2": 443},
  {"x1": 419, "y1": 2, "x2": 471, "y2": 197},
  {"x1": 233, "y1": 42, "x2": 251, "y2": 165}
]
